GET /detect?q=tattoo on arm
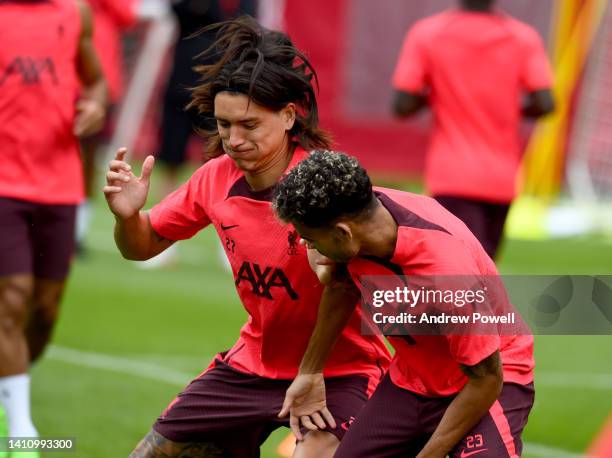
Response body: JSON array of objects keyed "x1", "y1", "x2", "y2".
[
  {"x1": 460, "y1": 350, "x2": 501, "y2": 379},
  {"x1": 129, "y1": 429, "x2": 227, "y2": 458}
]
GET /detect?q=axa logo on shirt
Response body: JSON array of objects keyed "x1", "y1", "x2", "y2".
[
  {"x1": 235, "y1": 261, "x2": 299, "y2": 300},
  {"x1": 0, "y1": 57, "x2": 58, "y2": 86}
]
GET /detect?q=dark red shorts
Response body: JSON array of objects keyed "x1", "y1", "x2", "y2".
[
  {"x1": 434, "y1": 195, "x2": 510, "y2": 259},
  {"x1": 153, "y1": 357, "x2": 370, "y2": 458},
  {"x1": 334, "y1": 373, "x2": 534, "y2": 458},
  {"x1": 0, "y1": 197, "x2": 76, "y2": 279}
]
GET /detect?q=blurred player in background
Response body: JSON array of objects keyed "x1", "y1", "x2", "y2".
[
  {"x1": 392, "y1": 0, "x2": 554, "y2": 259},
  {"x1": 0, "y1": 0, "x2": 107, "y2": 447},
  {"x1": 77, "y1": 0, "x2": 140, "y2": 254},
  {"x1": 274, "y1": 151, "x2": 535, "y2": 458},
  {"x1": 104, "y1": 17, "x2": 390, "y2": 457}
]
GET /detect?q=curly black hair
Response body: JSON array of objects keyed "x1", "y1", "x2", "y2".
[
  {"x1": 273, "y1": 150, "x2": 375, "y2": 228},
  {"x1": 188, "y1": 16, "x2": 331, "y2": 158}
]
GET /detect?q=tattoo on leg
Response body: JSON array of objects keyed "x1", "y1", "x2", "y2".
[{"x1": 129, "y1": 430, "x2": 227, "y2": 458}]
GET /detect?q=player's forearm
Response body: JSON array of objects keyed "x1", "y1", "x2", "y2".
[
  {"x1": 81, "y1": 77, "x2": 108, "y2": 110},
  {"x1": 417, "y1": 352, "x2": 503, "y2": 458},
  {"x1": 114, "y1": 211, "x2": 159, "y2": 261},
  {"x1": 76, "y1": 0, "x2": 108, "y2": 110},
  {"x1": 299, "y1": 278, "x2": 360, "y2": 374}
]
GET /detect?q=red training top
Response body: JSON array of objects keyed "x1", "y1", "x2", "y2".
[
  {"x1": 150, "y1": 147, "x2": 391, "y2": 389},
  {"x1": 0, "y1": 0, "x2": 83, "y2": 204},
  {"x1": 347, "y1": 187, "x2": 534, "y2": 397},
  {"x1": 392, "y1": 9, "x2": 553, "y2": 202}
]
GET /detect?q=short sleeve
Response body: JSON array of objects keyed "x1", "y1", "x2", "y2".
[
  {"x1": 392, "y1": 24, "x2": 429, "y2": 92},
  {"x1": 149, "y1": 166, "x2": 212, "y2": 241},
  {"x1": 520, "y1": 28, "x2": 554, "y2": 91},
  {"x1": 448, "y1": 334, "x2": 500, "y2": 367}
]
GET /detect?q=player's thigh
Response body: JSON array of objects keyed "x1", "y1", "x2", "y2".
[
  {"x1": 449, "y1": 383, "x2": 535, "y2": 458},
  {"x1": 333, "y1": 374, "x2": 428, "y2": 458},
  {"x1": 483, "y1": 202, "x2": 510, "y2": 258},
  {"x1": 154, "y1": 359, "x2": 286, "y2": 458},
  {"x1": 293, "y1": 430, "x2": 339, "y2": 458},
  {"x1": 0, "y1": 197, "x2": 35, "y2": 277},
  {"x1": 0, "y1": 198, "x2": 35, "y2": 321},
  {"x1": 434, "y1": 195, "x2": 488, "y2": 246},
  {"x1": 31, "y1": 203, "x2": 76, "y2": 281}
]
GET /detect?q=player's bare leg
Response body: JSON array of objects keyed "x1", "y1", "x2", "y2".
[
  {"x1": 129, "y1": 429, "x2": 227, "y2": 458},
  {"x1": 0, "y1": 274, "x2": 38, "y2": 438},
  {"x1": 292, "y1": 430, "x2": 339, "y2": 458},
  {"x1": 0, "y1": 275, "x2": 33, "y2": 374},
  {"x1": 26, "y1": 278, "x2": 68, "y2": 363}
]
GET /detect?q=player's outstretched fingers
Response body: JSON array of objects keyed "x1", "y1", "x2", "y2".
[
  {"x1": 108, "y1": 148, "x2": 132, "y2": 173},
  {"x1": 310, "y1": 412, "x2": 327, "y2": 430},
  {"x1": 103, "y1": 185, "x2": 122, "y2": 194},
  {"x1": 321, "y1": 407, "x2": 336, "y2": 429},
  {"x1": 108, "y1": 160, "x2": 132, "y2": 173},
  {"x1": 106, "y1": 171, "x2": 130, "y2": 183},
  {"x1": 301, "y1": 415, "x2": 318, "y2": 432},
  {"x1": 115, "y1": 147, "x2": 128, "y2": 161},
  {"x1": 140, "y1": 155, "x2": 155, "y2": 184},
  {"x1": 289, "y1": 414, "x2": 303, "y2": 441},
  {"x1": 278, "y1": 395, "x2": 293, "y2": 419}
]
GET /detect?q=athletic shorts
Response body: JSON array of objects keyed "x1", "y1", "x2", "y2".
[
  {"x1": 153, "y1": 355, "x2": 371, "y2": 458},
  {"x1": 434, "y1": 195, "x2": 510, "y2": 259},
  {"x1": 334, "y1": 373, "x2": 534, "y2": 458},
  {"x1": 0, "y1": 197, "x2": 76, "y2": 279}
]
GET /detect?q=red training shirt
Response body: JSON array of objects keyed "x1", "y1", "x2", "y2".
[
  {"x1": 392, "y1": 9, "x2": 553, "y2": 203},
  {"x1": 150, "y1": 147, "x2": 391, "y2": 388},
  {"x1": 0, "y1": 0, "x2": 83, "y2": 204},
  {"x1": 347, "y1": 187, "x2": 534, "y2": 397}
]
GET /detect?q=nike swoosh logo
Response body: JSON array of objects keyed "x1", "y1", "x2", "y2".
[
  {"x1": 460, "y1": 448, "x2": 488, "y2": 458},
  {"x1": 220, "y1": 224, "x2": 239, "y2": 231}
]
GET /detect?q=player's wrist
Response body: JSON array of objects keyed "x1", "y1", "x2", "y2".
[{"x1": 297, "y1": 366, "x2": 324, "y2": 376}]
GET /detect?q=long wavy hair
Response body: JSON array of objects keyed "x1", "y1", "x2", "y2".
[{"x1": 188, "y1": 16, "x2": 332, "y2": 158}]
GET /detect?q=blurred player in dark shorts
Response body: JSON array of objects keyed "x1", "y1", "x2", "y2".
[
  {"x1": 0, "y1": 0, "x2": 107, "y2": 443},
  {"x1": 104, "y1": 17, "x2": 390, "y2": 458},
  {"x1": 391, "y1": 0, "x2": 554, "y2": 259},
  {"x1": 274, "y1": 151, "x2": 535, "y2": 457}
]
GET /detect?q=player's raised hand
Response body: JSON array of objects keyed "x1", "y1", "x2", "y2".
[
  {"x1": 278, "y1": 373, "x2": 336, "y2": 440},
  {"x1": 103, "y1": 148, "x2": 155, "y2": 220}
]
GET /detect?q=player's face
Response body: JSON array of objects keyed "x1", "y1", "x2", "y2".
[
  {"x1": 293, "y1": 222, "x2": 359, "y2": 263},
  {"x1": 214, "y1": 92, "x2": 295, "y2": 173}
]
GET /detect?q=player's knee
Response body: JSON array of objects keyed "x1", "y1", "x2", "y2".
[
  {"x1": 293, "y1": 430, "x2": 339, "y2": 458},
  {"x1": 30, "y1": 284, "x2": 63, "y2": 328},
  {"x1": 129, "y1": 429, "x2": 227, "y2": 458},
  {"x1": 0, "y1": 277, "x2": 33, "y2": 333}
]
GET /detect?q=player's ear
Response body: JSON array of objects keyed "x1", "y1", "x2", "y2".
[
  {"x1": 334, "y1": 221, "x2": 353, "y2": 241},
  {"x1": 282, "y1": 103, "x2": 296, "y2": 130}
]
